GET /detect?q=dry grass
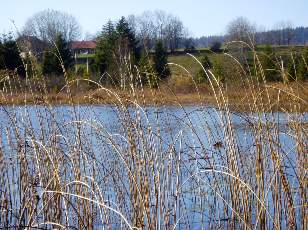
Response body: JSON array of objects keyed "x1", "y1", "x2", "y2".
[
  {"x1": 0, "y1": 47, "x2": 307, "y2": 229},
  {"x1": 1, "y1": 81, "x2": 307, "y2": 112}
]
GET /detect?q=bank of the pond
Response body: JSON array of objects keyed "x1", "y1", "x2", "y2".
[{"x1": 0, "y1": 82, "x2": 307, "y2": 112}]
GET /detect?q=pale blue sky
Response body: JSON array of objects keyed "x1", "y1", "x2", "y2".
[{"x1": 2, "y1": 0, "x2": 308, "y2": 37}]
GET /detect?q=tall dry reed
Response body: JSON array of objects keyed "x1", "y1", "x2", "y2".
[{"x1": 0, "y1": 43, "x2": 307, "y2": 229}]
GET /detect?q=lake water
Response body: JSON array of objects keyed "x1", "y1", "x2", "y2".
[{"x1": 0, "y1": 105, "x2": 306, "y2": 229}]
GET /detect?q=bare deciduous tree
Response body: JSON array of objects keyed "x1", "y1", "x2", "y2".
[
  {"x1": 226, "y1": 17, "x2": 256, "y2": 45},
  {"x1": 22, "y1": 9, "x2": 82, "y2": 43},
  {"x1": 136, "y1": 11, "x2": 157, "y2": 49},
  {"x1": 128, "y1": 10, "x2": 185, "y2": 52},
  {"x1": 164, "y1": 16, "x2": 184, "y2": 52}
]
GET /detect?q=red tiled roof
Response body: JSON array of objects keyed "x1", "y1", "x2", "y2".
[{"x1": 71, "y1": 41, "x2": 96, "y2": 49}]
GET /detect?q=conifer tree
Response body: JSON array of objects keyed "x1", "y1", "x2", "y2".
[
  {"x1": 0, "y1": 34, "x2": 25, "y2": 76},
  {"x1": 116, "y1": 16, "x2": 140, "y2": 63},
  {"x1": 297, "y1": 47, "x2": 308, "y2": 80},
  {"x1": 197, "y1": 54, "x2": 212, "y2": 83},
  {"x1": 139, "y1": 50, "x2": 157, "y2": 87},
  {"x1": 95, "y1": 17, "x2": 141, "y2": 86},
  {"x1": 297, "y1": 60, "x2": 306, "y2": 81},
  {"x1": 95, "y1": 20, "x2": 117, "y2": 74},
  {"x1": 42, "y1": 33, "x2": 72, "y2": 75},
  {"x1": 262, "y1": 45, "x2": 278, "y2": 81},
  {"x1": 153, "y1": 40, "x2": 170, "y2": 80},
  {"x1": 287, "y1": 53, "x2": 302, "y2": 81}
]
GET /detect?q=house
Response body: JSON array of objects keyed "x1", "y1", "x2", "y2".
[{"x1": 71, "y1": 41, "x2": 96, "y2": 55}]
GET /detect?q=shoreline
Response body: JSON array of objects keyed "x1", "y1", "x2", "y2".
[{"x1": 0, "y1": 86, "x2": 307, "y2": 112}]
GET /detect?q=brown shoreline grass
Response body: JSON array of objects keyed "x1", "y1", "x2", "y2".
[{"x1": 1, "y1": 81, "x2": 307, "y2": 112}]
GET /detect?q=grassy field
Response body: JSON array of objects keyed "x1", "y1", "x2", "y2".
[
  {"x1": 168, "y1": 54, "x2": 203, "y2": 77},
  {"x1": 72, "y1": 44, "x2": 308, "y2": 80}
]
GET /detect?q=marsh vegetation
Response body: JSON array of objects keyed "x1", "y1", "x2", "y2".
[
  {"x1": 0, "y1": 9, "x2": 307, "y2": 230},
  {"x1": 0, "y1": 48, "x2": 307, "y2": 229}
]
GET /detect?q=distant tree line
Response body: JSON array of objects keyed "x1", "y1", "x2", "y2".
[
  {"x1": 254, "y1": 26, "x2": 308, "y2": 46},
  {"x1": 193, "y1": 26, "x2": 308, "y2": 48},
  {"x1": 1, "y1": 10, "x2": 307, "y2": 89}
]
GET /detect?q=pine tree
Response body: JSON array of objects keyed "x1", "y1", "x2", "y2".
[
  {"x1": 95, "y1": 17, "x2": 141, "y2": 85},
  {"x1": 103, "y1": 20, "x2": 116, "y2": 40},
  {"x1": 261, "y1": 45, "x2": 278, "y2": 81},
  {"x1": 0, "y1": 34, "x2": 25, "y2": 76},
  {"x1": 95, "y1": 21, "x2": 117, "y2": 75},
  {"x1": 55, "y1": 34, "x2": 73, "y2": 72},
  {"x1": 212, "y1": 56, "x2": 225, "y2": 83},
  {"x1": 153, "y1": 40, "x2": 170, "y2": 80},
  {"x1": 287, "y1": 54, "x2": 301, "y2": 81},
  {"x1": 297, "y1": 60, "x2": 306, "y2": 81},
  {"x1": 116, "y1": 16, "x2": 140, "y2": 63},
  {"x1": 42, "y1": 33, "x2": 73, "y2": 75},
  {"x1": 197, "y1": 54, "x2": 212, "y2": 83},
  {"x1": 42, "y1": 51, "x2": 55, "y2": 75},
  {"x1": 297, "y1": 47, "x2": 308, "y2": 80},
  {"x1": 210, "y1": 41, "x2": 222, "y2": 53},
  {"x1": 139, "y1": 50, "x2": 157, "y2": 87},
  {"x1": 116, "y1": 17, "x2": 136, "y2": 48}
]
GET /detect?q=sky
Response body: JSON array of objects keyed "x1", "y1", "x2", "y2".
[{"x1": 1, "y1": 0, "x2": 308, "y2": 38}]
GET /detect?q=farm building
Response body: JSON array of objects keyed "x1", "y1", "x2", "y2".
[{"x1": 71, "y1": 41, "x2": 96, "y2": 55}]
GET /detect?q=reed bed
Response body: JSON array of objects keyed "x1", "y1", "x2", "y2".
[{"x1": 0, "y1": 47, "x2": 307, "y2": 229}]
